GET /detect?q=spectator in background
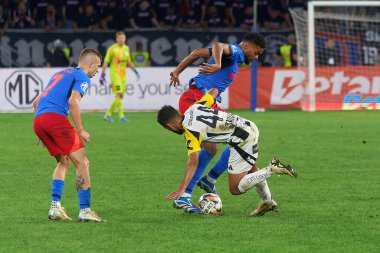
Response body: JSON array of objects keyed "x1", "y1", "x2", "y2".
[
  {"x1": 73, "y1": 4, "x2": 98, "y2": 32},
  {"x1": 31, "y1": 0, "x2": 48, "y2": 27},
  {"x1": 153, "y1": 0, "x2": 172, "y2": 22},
  {"x1": 256, "y1": 0, "x2": 269, "y2": 28},
  {"x1": 237, "y1": 6, "x2": 254, "y2": 30},
  {"x1": 62, "y1": 0, "x2": 80, "y2": 29},
  {"x1": 288, "y1": 0, "x2": 306, "y2": 10},
  {"x1": 276, "y1": 34, "x2": 297, "y2": 67},
  {"x1": 185, "y1": 0, "x2": 206, "y2": 25},
  {"x1": 203, "y1": 5, "x2": 223, "y2": 29},
  {"x1": 180, "y1": 7, "x2": 201, "y2": 29},
  {"x1": 13, "y1": 1, "x2": 35, "y2": 28},
  {"x1": 97, "y1": 0, "x2": 130, "y2": 30},
  {"x1": 129, "y1": 0, "x2": 161, "y2": 30},
  {"x1": 317, "y1": 38, "x2": 341, "y2": 66},
  {"x1": 0, "y1": 6, "x2": 10, "y2": 36},
  {"x1": 207, "y1": 0, "x2": 232, "y2": 27},
  {"x1": 100, "y1": 0, "x2": 128, "y2": 30},
  {"x1": 230, "y1": 0, "x2": 249, "y2": 28},
  {"x1": 131, "y1": 41, "x2": 151, "y2": 67},
  {"x1": 46, "y1": 39, "x2": 73, "y2": 67},
  {"x1": 158, "y1": 5, "x2": 181, "y2": 30},
  {"x1": 41, "y1": 4, "x2": 62, "y2": 32},
  {"x1": 263, "y1": 4, "x2": 285, "y2": 30},
  {"x1": 94, "y1": 0, "x2": 109, "y2": 21}
]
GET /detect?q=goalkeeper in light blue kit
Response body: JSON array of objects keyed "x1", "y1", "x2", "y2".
[{"x1": 168, "y1": 33, "x2": 283, "y2": 215}]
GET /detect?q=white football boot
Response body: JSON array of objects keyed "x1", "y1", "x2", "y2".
[
  {"x1": 250, "y1": 200, "x2": 278, "y2": 216},
  {"x1": 48, "y1": 206, "x2": 72, "y2": 220},
  {"x1": 78, "y1": 208, "x2": 106, "y2": 222}
]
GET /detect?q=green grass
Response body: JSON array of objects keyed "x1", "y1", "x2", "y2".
[{"x1": 0, "y1": 110, "x2": 379, "y2": 253}]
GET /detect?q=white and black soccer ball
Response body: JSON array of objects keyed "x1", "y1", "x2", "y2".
[{"x1": 198, "y1": 193, "x2": 222, "y2": 215}]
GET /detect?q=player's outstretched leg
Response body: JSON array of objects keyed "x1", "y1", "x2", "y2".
[
  {"x1": 198, "y1": 147, "x2": 230, "y2": 194},
  {"x1": 230, "y1": 158, "x2": 296, "y2": 216},
  {"x1": 269, "y1": 158, "x2": 297, "y2": 177}
]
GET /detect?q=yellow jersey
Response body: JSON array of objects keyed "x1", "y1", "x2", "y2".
[{"x1": 104, "y1": 43, "x2": 131, "y2": 79}]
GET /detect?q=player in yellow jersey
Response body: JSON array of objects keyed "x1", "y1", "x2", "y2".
[
  {"x1": 157, "y1": 88, "x2": 298, "y2": 215},
  {"x1": 100, "y1": 31, "x2": 140, "y2": 122}
]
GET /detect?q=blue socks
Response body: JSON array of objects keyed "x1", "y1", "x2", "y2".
[
  {"x1": 51, "y1": 179, "x2": 92, "y2": 210},
  {"x1": 207, "y1": 147, "x2": 230, "y2": 182},
  {"x1": 78, "y1": 189, "x2": 91, "y2": 209},
  {"x1": 184, "y1": 149, "x2": 214, "y2": 195},
  {"x1": 51, "y1": 179, "x2": 64, "y2": 202}
]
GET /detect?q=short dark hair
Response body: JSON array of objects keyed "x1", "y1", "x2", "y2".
[
  {"x1": 157, "y1": 105, "x2": 179, "y2": 127},
  {"x1": 79, "y1": 48, "x2": 102, "y2": 62},
  {"x1": 243, "y1": 33, "x2": 266, "y2": 49}
]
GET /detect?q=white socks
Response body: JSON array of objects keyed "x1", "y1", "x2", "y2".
[
  {"x1": 51, "y1": 200, "x2": 61, "y2": 209},
  {"x1": 238, "y1": 167, "x2": 272, "y2": 193},
  {"x1": 254, "y1": 180, "x2": 272, "y2": 203}
]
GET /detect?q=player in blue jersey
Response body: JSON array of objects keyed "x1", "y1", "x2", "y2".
[
  {"x1": 167, "y1": 33, "x2": 276, "y2": 215},
  {"x1": 33, "y1": 48, "x2": 106, "y2": 222}
]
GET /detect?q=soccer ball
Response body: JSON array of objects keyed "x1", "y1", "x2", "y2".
[{"x1": 198, "y1": 193, "x2": 222, "y2": 215}]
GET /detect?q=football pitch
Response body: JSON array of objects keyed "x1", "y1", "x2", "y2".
[{"x1": 0, "y1": 110, "x2": 379, "y2": 253}]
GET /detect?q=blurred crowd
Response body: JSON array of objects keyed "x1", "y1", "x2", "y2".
[{"x1": 0, "y1": 0, "x2": 307, "y2": 33}]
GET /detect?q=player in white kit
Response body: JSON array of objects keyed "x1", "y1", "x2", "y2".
[{"x1": 157, "y1": 88, "x2": 298, "y2": 215}]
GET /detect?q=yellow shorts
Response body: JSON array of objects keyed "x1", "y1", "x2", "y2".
[{"x1": 110, "y1": 74, "x2": 126, "y2": 94}]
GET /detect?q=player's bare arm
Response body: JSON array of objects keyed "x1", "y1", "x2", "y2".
[
  {"x1": 207, "y1": 88, "x2": 219, "y2": 99},
  {"x1": 166, "y1": 152, "x2": 199, "y2": 200},
  {"x1": 170, "y1": 48, "x2": 211, "y2": 87},
  {"x1": 69, "y1": 90, "x2": 90, "y2": 143},
  {"x1": 32, "y1": 94, "x2": 41, "y2": 113},
  {"x1": 33, "y1": 94, "x2": 43, "y2": 146},
  {"x1": 198, "y1": 42, "x2": 232, "y2": 74}
]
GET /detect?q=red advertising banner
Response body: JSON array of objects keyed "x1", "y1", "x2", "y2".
[
  {"x1": 228, "y1": 67, "x2": 251, "y2": 109},
  {"x1": 257, "y1": 66, "x2": 380, "y2": 110}
]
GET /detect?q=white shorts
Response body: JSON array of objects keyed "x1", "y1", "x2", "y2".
[{"x1": 227, "y1": 121, "x2": 259, "y2": 174}]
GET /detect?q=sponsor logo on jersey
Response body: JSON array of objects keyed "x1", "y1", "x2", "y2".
[
  {"x1": 81, "y1": 82, "x2": 89, "y2": 93},
  {"x1": 187, "y1": 109, "x2": 194, "y2": 126}
]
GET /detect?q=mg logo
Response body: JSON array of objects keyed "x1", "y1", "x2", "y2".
[{"x1": 5, "y1": 70, "x2": 43, "y2": 109}]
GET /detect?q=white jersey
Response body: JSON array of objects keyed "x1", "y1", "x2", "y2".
[{"x1": 182, "y1": 93, "x2": 258, "y2": 156}]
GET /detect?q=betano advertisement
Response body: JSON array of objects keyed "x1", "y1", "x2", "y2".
[{"x1": 257, "y1": 66, "x2": 380, "y2": 110}]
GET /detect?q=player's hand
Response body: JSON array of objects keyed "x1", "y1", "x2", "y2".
[
  {"x1": 166, "y1": 188, "x2": 185, "y2": 200},
  {"x1": 99, "y1": 72, "x2": 106, "y2": 86},
  {"x1": 133, "y1": 69, "x2": 140, "y2": 81},
  {"x1": 79, "y1": 129, "x2": 90, "y2": 143},
  {"x1": 198, "y1": 62, "x2": 221, "y2": 74},
  {"x1": 170, "y1": 71, "x2": 180, "y2": 87}
]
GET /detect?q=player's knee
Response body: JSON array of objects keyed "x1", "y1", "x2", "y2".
[
  {"x1": 229, "y1": 184, "x2": 242, "y2": 195},
  {"x1": 59, "y1": 156, "x2": 71, "y2": 168},
  {"x1": 203, "y1": 143, "x2": 218, "y2": 156}
]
